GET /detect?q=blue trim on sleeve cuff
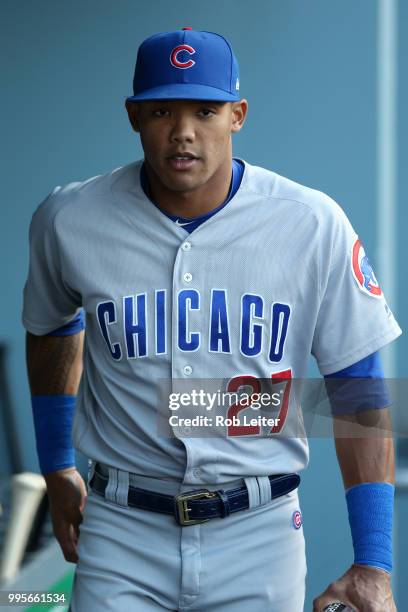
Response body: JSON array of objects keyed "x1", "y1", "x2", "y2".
[
  {"x1": 325, "y1": 351, "x2": 384, "y2": 378},
  {"x1": 48, "y1": 310, "x2": 85, "y2": 336}
]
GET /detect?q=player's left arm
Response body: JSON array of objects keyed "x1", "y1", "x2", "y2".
[{"x1": 310, "y1": 199, "x2": 401, "y2": 611}]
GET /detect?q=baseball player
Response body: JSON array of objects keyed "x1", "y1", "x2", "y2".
[{"x1": 23, "y1": 28, "x2": 401, "y2": 611}]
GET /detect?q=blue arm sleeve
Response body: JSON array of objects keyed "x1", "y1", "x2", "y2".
[
  {"x1": 346, "y1": 482, "x2": 394, "y2": 573},
  {"x1": 32, "y1": 395, "x2": 76, "y2": 474},
  {"x1": 324, "y1": 351, "x2": 390, "y2": 415},
  {"x1": 47, "y1": 309, "x2": 85, "y2": 336}
]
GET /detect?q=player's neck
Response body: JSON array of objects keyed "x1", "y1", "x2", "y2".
[{"x1": 144, "y1": 157, "x2": 233, "y2": 219}]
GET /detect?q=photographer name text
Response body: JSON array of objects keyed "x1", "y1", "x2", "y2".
[{"x1": 169, "y1": 415, "x2": 281, "y2": 427}]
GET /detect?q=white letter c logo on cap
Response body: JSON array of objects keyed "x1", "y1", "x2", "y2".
[{"x1": 170, "y1": 45, "x2": 196, "y2": 69}]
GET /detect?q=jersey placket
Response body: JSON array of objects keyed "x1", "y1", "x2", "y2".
[{"x1": 170, "y1": 235, "x2": 202, "y2": 607}]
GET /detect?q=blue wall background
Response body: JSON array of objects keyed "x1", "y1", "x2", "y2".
[{"x1": 1, "y1": 1, "x2": 406, "y2": 609}]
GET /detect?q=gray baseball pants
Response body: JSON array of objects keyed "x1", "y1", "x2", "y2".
[{"x1": 69, "y1": 463, "x2": 306, "y2": 611}]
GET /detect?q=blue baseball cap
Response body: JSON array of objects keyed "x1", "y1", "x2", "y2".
[{"x1": 126, "y1": 27, "x2": 240, "y2": 102}]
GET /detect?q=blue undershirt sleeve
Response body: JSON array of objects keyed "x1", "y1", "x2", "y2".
[
  {"x1": 47, "y1": 309, "x2": 85, "y2": 336},
  {"x1": 324, "y1": 351, "x2": 390, "y2": 415}
]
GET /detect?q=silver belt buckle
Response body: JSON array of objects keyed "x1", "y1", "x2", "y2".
[{"x1": 174, "y1": 489, "x2": 218, "y2": 526}]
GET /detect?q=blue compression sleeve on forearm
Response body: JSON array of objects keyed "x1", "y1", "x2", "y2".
[
  {"x1": 31, "y1": 395, "x2": 76, "y2": 475},
  {"x1": 346, "y1": 482, "x2": 394, "y2": 573}
]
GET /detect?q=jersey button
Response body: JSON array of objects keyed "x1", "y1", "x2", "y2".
[
  {"x1": 183, "y1": 365, "x2": 193, "y2": 376},
  {"x1": 183, "y1": 272, "x2": 193, "y2": 283},
  {"x1": 192, "y1": 467, "x2": 201, "y2": 478},
  {"x1": 181, "y1": 241, "x2": 191, "y2": 251}
]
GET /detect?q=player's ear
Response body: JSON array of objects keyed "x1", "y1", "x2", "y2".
[
  {"x1": 230, "y1": 99, "x2": 248, "y2": 134},
  {"x1": 125, "y1": 101, "x2": 140, "y2": 133}
]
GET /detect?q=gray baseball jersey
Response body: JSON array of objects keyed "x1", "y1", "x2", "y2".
[{"x1": 22, "y1": 159, "x2": 401, "y2": 484}]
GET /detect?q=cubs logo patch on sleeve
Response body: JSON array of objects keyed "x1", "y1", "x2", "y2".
[{"x1": 351, "y1": 238, "x2": 382, "y2": 298}]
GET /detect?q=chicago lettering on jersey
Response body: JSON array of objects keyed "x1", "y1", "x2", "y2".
[{"x1": 96, "y1": 289, "x2": 291, "y2": 362}]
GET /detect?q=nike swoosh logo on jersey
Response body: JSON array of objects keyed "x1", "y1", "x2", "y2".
[{"x1": 175, "y1": 219, "x2": 191, "y2": 227}]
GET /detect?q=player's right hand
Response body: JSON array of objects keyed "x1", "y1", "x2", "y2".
[{"x1": 44, "y1": 467, "x2": 87, "y2": 564}]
